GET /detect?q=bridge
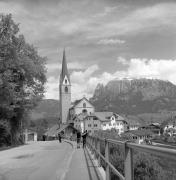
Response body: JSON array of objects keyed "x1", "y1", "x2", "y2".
[{"x1": 0, "y1": 137, "x2": 176, "y2": 180}]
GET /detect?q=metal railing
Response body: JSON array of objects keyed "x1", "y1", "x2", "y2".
[{"x1": 86, "y1": 136, "x2": 176, "y2": 180}]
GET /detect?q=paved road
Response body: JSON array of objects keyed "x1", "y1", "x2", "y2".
[{"x1": 0, "y1": 140, "x2": 74, "y2": 180}]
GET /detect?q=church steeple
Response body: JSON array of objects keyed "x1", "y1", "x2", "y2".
[
  {"x1": 59, "y1": 49, "x2": 71, "y2": 124},
  {"x1": 60, "y1": 49, "x2": 70, "y2": 83}
]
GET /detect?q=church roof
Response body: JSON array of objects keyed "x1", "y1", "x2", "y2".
[
  {"x1": 70, "y1": 97, "x2": 94, "y2": 109},
  {"x1": 60, "y1": 49, "x2": 70, "y2": 82}
]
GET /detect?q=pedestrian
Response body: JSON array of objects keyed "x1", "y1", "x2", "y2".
[
  {"x1": 58, "y1": 133, "x2": 62, "y2": 143},
  {"x1": 82, "y1": 130, "x2": 88, "y2": 148},
  {"x1": 77, "y1": 131, "x2": 81, "y2": 148},
  {"x1": 42, "y1": 134, "x2": 46, "y2": 141}
]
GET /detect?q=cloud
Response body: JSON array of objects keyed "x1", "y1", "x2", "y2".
[
  {"x1": 44, "y1": 64, "x2": 99, "y2": 100},
  {"x1": 97, "y1": 38, "x2": 125, "y2": 45},
  {"x1": 46, "y1": 61, "x2": 86, "y2": 72},
  {"x1": 44, "y1": 58, "x2": 176, "y2": 100},
  {"x1": 116, "y1": 58, "x2": 176, "y2": 83},
  {"x1": 71, "y1": 64, "x2": 99, "y2": 84},
  {"x1": 1, "y1": 0, "x2": 176, "y2": 101},
  {"x1": 89, "y1": 2, "x2": 176, "y2": 38},
  {"x1": 44, "y1": 76, "x2": 59, "y2": 99},
  {"x1": 93, "y1": 6, "x2": 118, "y2": 18}
]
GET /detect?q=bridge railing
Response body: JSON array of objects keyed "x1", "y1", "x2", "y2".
[{"x1": 86, "y1": 135, "x2": 176, "y2": 180}]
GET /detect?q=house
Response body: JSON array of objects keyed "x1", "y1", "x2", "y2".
[
  {"x1": 128, "y1": 121, "x2": 140, "y2": 131},
  {"x1": 45, "y1": 124, "x2": 78, "y2": 140},
  {"x1": 139, "y1": 123, "x2": 161, "y2": 135},
  {"x1": 163, "y1": 123, "x2": 176, "y2": 136},
  {"x1": 83, "y1": 112, "x2": 128, "y2": 135},
  {"x1": 24, "y1": 129, "x2": 38, "y2": 142},
  {"x1": 73, "y1": 113, "x2": 87, "y2": 133},
  {"x1": 83, "y1": 113, "x2": 101, "y2": 135},
  {"x1": 121, "y1": 129, "x2": 154, "y2": 144}
]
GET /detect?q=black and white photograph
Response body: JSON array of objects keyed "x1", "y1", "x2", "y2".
[{"x1": 0, "y1": 0, "x2": 176, "y2": 180}]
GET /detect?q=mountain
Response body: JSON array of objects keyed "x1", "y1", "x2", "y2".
[{"x1": 90, "y1": 79, "x2": 176, "y2": 115}]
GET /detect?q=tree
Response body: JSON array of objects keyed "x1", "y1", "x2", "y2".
[{"x1": 0, "y1": 14, "x2": 46, "y2": 145}]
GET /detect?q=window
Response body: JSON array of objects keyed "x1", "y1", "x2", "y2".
[
  {"x1": 65, "y1": 86, "x2": 68, "y2": 93},
  {"x1": 88, "y1": 124, "x2": 91, "y2": 127},
  {"x1": 82, "y1": 109, "x2": 87, "y2": 113},
  {"x1": 94, "y1": 124, "x2": 98, "y2": 127},
  {"x1": 65, "y1": 79, "x2": 67, "y2": 84},
  {"x1": 83, "y1": 103, "x2": 86, "y2": 108}
]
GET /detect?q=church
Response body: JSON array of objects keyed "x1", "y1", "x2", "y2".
[
  {"x1": 45, "y1": 50, "x2": 95, "y2": 139},
  {"x1": 59, "y1": 49, "x2": 95, "y2": 127}
]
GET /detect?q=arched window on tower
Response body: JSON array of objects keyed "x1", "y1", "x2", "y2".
[
  {"x1": 65, "y1": 79, "x2": 67, "y2": 84},
  {"x1": 83, "y1": 103, "x2": 86, "y2": 108},
  {"x1": 65, "y1": 86, "x2": 68, "y2": 93}
]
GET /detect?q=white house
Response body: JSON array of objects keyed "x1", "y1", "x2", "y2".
[
  {"x1": 128, "y1": 122, "x2": 140, "y2": 131},
  {"x1": 121, "y1": 129, "x2": 154, "y2": 144},
  {"x1": 83, "y1": 112, "x2": 128, "y2": 135}
]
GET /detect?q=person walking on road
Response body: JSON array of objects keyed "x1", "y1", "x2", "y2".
[
  {"x1": 77, "y1": 131, "x2": 81, "y2": 148},
  {"x1": 58, "y1": 133, "x2": 62, "y2": 143},
  {"x1": 82, "y1": 130, "x2": 88, "y2": 148}
]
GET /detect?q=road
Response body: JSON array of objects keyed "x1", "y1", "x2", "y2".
[{"x1": 0, "y1": 140, "x2": 74, "y2": 180}]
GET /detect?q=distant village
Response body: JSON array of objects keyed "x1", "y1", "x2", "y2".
[{"x1": 24, "y1": 51, "x2": 176, "y2": 145}]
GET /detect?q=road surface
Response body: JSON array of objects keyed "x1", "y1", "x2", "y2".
[{"x1": 0, "y1": 140, "x2": 74, "y2": 180}]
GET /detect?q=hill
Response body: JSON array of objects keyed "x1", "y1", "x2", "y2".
[{"x1": 30, "y1": 99, "x2": 60, "y2": 120}]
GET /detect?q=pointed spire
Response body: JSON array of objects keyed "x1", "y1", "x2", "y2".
[{"x1": 60, "y1": 49, "x2": 70, "y2": 83}]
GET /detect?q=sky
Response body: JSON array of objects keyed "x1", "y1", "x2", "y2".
[{"x1": 1, "y1": 0, "x2": 176, "y2": 101}]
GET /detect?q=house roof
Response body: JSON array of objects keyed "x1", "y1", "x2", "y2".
[
  {"x1": 85, "y1": 112, "x2": 126, "y2": 123},
  {"x1": 23, "y1": 129, "x2": 37, "y2": 134},
  {"x1": 123, "y1": 129, "x2": 154, "y2": 137},
  {"x1": 45, "y1": 124, "x2": 70, "y2": 137}
]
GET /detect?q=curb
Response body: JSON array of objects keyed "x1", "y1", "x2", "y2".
[
  {"x1": 63, "y1": 139, "x2": 75, "y2": 149},
  {"x1": 86, "y1": 147, "x2": 105, "y2": 180}
]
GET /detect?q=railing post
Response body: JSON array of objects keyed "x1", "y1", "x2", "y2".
[
  {"x1": 91, "y1": 137, "x2": 93, "y2": 153},
  {"x1": 94, "y1": 137, "x2": 97, "y2": 159},
  {"x1": 125, "y1": 143, "x2": 133, "y2": 180},
  {"x1": 105, "y1": 139, "x2": 110, "y2": 180},
  {"x1": 97, "y1": 138, "x2": 101, "y2": 166}
]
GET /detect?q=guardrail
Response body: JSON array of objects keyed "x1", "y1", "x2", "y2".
[{"x1": 86, "y1": 136, "x2": 176, "y2": 180}]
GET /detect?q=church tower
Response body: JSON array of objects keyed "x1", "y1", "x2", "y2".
[{"x1": 59, "y1": 49, "x2": 71, "y2": 124}]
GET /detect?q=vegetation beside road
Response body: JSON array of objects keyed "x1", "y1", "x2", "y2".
[
  {"x1": 0, "y1": 14, "x2": 46, "y2": 146},
  {"x1": 94, "y1": 130, "x2": 176, "y2": 180}
]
